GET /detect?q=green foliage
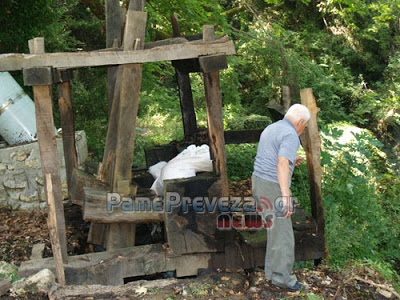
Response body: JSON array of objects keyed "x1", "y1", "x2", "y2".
[
  {"x1": 0, "y1": 263, "x2": 19, "y2": 283},
  {"x1": 226, "y1": 144, "x2": 258, "y2": 181},
  {"x1": 320, "y1": 124, "x2": 400, "y2": 266}
]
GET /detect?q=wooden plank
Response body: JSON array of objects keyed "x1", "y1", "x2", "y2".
[
  {"x1": 171, "y1": 15, "x2": 198, "y2": 137},
  {"x1": 105, "y1": 2, "x2": 147, "y2": 252},
  {"x1": 20, "y1": 244, "x2": 168, "y2": 286},
  {"x1": 70, "y1": 168, "x2": 109, "y2": 206},
  {"x1": 106, "y1": 0, "x2": 122, "y2": 48},
  {"x1": 23, "y1": 67, "x2": 53, "y2": 86},
  {"x1": 163, "y1": 173, "x2": 224, "y2": 257},
  {"x1": 45, "y1": 174, "x2": 66, "y2": 286},
  {"x1": 83, "y1": 187, "x2": 164, "y2": 223},
  {"x1": 224, "y1": 129, "x2": 263, "y2": 144},
  {"x1": 0, "y1": 38, "x2": 236, "y2": 71},
  {"x1": 300, "y1": 88, "x2": 327, "y2": 259},
  {"x1": 57, "y1": 79, "x2": 78, "y2": 197},
  {"x1": 199, "y1": 54, "x2": 228, "y2": 73},
  {"x1": 30, "y1": 38, "x2": 68, "y2": 262},
  {"x1": 112, "y1": 9, "x2": 147, "y2": 188},
  {"x1": 202, "y1": 25, "x2": 229, "y2": 197}
]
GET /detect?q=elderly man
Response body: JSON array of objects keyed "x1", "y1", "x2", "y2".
[{"x1": 252, "y1": 104, "x2": 310, "y2": 291}]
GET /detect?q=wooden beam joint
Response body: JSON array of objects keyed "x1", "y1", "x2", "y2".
[
  {"x1": 23, "y1": 67, "x2": 53, "y2": 86},
  {"x1": 199, "y1": 54, "x2": 228, "y2": 73}
]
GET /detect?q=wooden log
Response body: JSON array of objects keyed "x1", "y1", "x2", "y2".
[
  {"x1": 29, "y1": 38, "x2": 68, "y2": 262},
  {"x1": 0, "y1": 38, "x2": 236, "y2": 71},
  {"x1": 57, "y1": 79, "x2": 78, "y2": 198},
  {"x1": 202, "y1": 25, "x2": 229, "y2": 197},
  {"x1": 45, "y1": 174, "x2": 66, "y2": 286},
  {"x1": 171, "y1": 15, "x2": 198, "y2": 137},
  {"x1": 299, "y1": 88, "x2": 327, "y2": 260},
  {"x1": 83, "y1": 187, "x2": 164, "y2": 223},
  {"x1": 70, "y1": 168, "x2": 109, "y2": 206}
]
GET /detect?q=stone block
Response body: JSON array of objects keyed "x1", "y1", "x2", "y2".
[{"x1": 0, "y1": 131, "x2": 88, "y2": 209}]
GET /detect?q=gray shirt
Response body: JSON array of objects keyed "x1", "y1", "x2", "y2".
[{"x1": 253, "y1": 118, "x2": 300, "y2": 187}]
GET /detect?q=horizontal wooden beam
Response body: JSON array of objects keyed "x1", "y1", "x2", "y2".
[
  {"x1": 23, "y1": 67, "x2": 53, "y2": 86},
  {"x1": 199, "y1": 54, "x2": 228, "y2": 73},
  {"x1": 224, "y1": 129, "x2": 263, "y2": 144},
  {"x1": 83, "y1": 187, "x2": 164, "y2": 223},
  {"x1": 0, "y1": 38, "x2": 236, "y2": 72}
]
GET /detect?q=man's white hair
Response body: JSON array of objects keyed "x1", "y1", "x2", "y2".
[{"x1": 284, "y1": 104, "x2": 311, "y2": 122}]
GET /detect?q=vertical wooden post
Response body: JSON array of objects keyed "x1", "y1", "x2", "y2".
[
  {"x1": 171, "y1": 14, "x2": 198, "y2": 137},
  {"x1": 45, "y1": 174, "x2": 66, "y2": 285},
  {"x1": 57, "y1": 71, "x2": 78, "y2": 197},
  {"x1": 300, "y1": 88, "x2": 327, "y2": 262},
  {"x1": 104, "y1": 0, "x2": 147, "y2": 251},
  {"x1": 202, "y1": 25, "x2": 229, "y2": 196},
  {"x1": 28, "y1": 37, "x2": 68, "y2": 262},
  {"x1": 106, "y1": 0, "x2": 123, "y2": 117}
]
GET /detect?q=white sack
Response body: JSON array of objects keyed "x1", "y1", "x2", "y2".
[{"x1": 150, "y1": 144, "x2": 213, "y2": 196}]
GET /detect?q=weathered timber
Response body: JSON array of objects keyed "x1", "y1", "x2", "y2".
[
  {"x1": 29, "y1": 38, "x2": 68, "y2": 262},
  {"x1": 70, "y1": 168, "x2": 109, "y2": 206},
  {"x1": 282, "y1": 85, "x2": 291, "y2": 111},
  {"x1": 53, "y1": 69, "x2": 73, "y2": 82},
  {"x1": 145, "y1": 37, "x2": 188, "y2": 49},
  {"x1": 106, "y1": 0, "x2": 122, "y2": 49},
  {"x1": 19, "y1": 244, "x2": 216, "y2": 285},
  {"x1": 172, "y1": 58, "x2": 201, "y2": 73},
  {"x1": 224, "y1": 129, "x2": 263, "y2": 144},
  {"x1": 112, "y1": 9, "x2": 146, "y2": 190},
  {"x1": 45, "y1": 174, "x2": 66, "y2": 286},
  {"x1": 300, "y1": 88, "x2": 327, "y2": 260},
  {"x1": 57, "y1": 79, "x2": 78, "y2": 196},
  {"x1": 163, "y1": 173, "x2": 224, "y2": 257},
  {"x1": 49, "y1": 278, "x2": 179, "y2": 300},
  {"x1": 199, "y1": 54, "x2": 228, "y2": 73},
  {"x1": 20, "y1": 244, "x2": 168, "y2": 285},
  {"x1": 268, "y1": 85, "x2": 291, "y2": 121},
  {"x1": 83, "y1": 187, "x2": 163, "y2": 223},
  {"x1": 171, "y1": 15, "x2": 198, "y2": 137},
  {"x1": 87, "y1": 223, "x2": 107, "y2": 246},
  {"x1": 176, "y1": 67, "x2": 198, "y2": 136},
  {"x1": 202, "y1": 25, "x2": 229, "y2": 197},
  {"x1": 23, "y1": 67, "x2": 53, "y2": 86},
  {"x1": 144, "y1": 144, "x2": 179, "y2": 168},
  {"x1": 106, "y1": 0, "x2": 127, "y2": 115},
  {"x1": 105, "y1": 2, "x2": 147, "y2": 251},
  {"x1": 0, "y1": 38, "x2": 236, "y2": 72}
]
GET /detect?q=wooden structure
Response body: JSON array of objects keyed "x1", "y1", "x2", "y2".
[{"x1": 1, "y1": 0, "x2": 326, "y2": 285}]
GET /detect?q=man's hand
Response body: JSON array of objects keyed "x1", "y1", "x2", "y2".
[
  {"x1": 278, "y1": 196, "x2": 293, "y2": 218},
  {"x1": 295, "y1": 156, "x2": 304, "y2": 167}
]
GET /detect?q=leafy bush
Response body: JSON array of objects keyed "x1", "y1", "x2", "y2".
[{"x1": 320, "y1": 123, "x2": 400, "y2": 267}]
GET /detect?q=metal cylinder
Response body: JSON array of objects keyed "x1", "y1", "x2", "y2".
[{"x1": 0, "y1": 72, "x2": 38, "y2": 145}]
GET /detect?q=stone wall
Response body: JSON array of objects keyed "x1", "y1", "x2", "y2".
[{"x1": 0, "y1": 131, "x2": 88, "y2": 210}]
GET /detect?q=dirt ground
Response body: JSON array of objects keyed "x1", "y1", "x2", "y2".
[{"x1": 0, "y1": 180, "x2": 398, "y2": 299}]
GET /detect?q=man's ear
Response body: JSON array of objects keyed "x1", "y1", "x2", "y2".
[{"x1": 297, "y1": 119, "x2": 305, "y2": 129}]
